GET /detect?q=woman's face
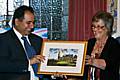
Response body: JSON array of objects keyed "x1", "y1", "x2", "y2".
[{"x1": 91, "y1": 19, "x2": 108, "y2": 40}]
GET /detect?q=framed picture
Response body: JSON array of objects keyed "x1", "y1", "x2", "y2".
[{"x1": 38, "y1": 41, "x2": 88, "y2": 76}]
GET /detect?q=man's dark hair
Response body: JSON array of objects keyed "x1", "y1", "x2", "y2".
[{"x1": 12, "y1": 5, "x2": 34, "y2": 26}]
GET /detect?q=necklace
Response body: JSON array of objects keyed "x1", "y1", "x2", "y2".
[{"x1": 91, "y1": 36, "x2": 108, "y2": 58}]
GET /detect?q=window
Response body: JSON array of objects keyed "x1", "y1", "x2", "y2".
[
  {"x1": 30, "y1": 0, "x2": 68, "y2": 40},
  {"x1": 0, "y1": 0, "x2": 68, "y2": 40}
]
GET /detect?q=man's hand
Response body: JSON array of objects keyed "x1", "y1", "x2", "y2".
[{"x1": 30, "y1": 55, "x2": 45, "y2": 64}]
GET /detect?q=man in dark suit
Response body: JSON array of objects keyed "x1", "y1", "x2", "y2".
[{"x1": 0, "y1": 5, "x2": 45, "y2": 80}]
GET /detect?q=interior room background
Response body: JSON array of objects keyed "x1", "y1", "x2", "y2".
[{"x1": 0, "y1": 0, "x2": 119, "y2": 40}]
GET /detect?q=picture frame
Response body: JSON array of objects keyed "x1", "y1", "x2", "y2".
[{"x1": 37, "y1": 41, "x2": 88, "y2": 76}]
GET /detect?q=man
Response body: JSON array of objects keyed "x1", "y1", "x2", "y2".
[{"x1": 0, "y1": 5, "x2": 45, "y2": 80}]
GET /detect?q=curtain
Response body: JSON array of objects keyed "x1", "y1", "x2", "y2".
[{"x1": 68, "y1": 0, "x2": 107, "y2": 41}]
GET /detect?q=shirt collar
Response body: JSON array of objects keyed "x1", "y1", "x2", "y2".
[{"x1": 13, "y1": 27, "x2": 28, "y2": 40}]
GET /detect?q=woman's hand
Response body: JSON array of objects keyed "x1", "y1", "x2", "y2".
[
  {"x1": 30, "y1": 55, "x2": 45, "y2": 64},
  {"x1": 92, "y1": 59, "x2": 106, "y2": 70},
  {"x1": 85, "y1": 55, "x2": 106, "y2": 70},
  {"x1": 85, "y1": 55, "x2": 95, "y2": 65},
  {"x1": 51, "y1": 72, "x2": 67, "y2": 80}
]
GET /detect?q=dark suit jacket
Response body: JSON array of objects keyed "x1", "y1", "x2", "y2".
[
  {"x1": 83, "y1": 37, "x2": 120, "y2": 80},
  {"x1": 0, "y1": 28, "x2": 43, "y2": 80},
  {"x1": 116, "y1": 37, "x2": 120, "y2": 44}
]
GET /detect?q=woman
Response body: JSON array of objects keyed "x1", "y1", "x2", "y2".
[
  {"x1": 51, "y1": 11, "x2": 120, "y2": 80},
  {"x1": 84, "y1": 11, "x2": 120, "y2": 80}
]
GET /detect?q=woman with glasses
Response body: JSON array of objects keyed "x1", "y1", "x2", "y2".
[
  {"x1": 50, "y1": 11, "x2": 120, "y2": 80},
  {"x1": 84, "y1": 11, "x2": 120, "y2": 80}
]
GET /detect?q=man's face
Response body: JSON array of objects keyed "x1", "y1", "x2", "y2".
[{"x1": 15, "y1": 11, "x2": 35, "y2": 36}]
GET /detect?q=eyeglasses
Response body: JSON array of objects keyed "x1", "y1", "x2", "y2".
[{"x1": 91, "y1": 25, "x2": 105, "y2": 30}]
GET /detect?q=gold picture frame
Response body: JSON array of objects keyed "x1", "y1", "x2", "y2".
[{"x1": 38, "y1": 41, "x2": 88, "y2": 76}]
